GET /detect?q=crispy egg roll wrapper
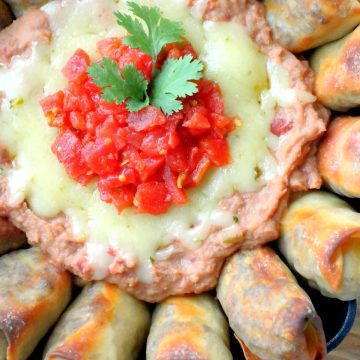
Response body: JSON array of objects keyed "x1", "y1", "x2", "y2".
[
  {"x1": 146, "y1": 294, "x2": 232, "y2": 360},
  {"x1": 318, "y1": 117, "x2": 360, "y2": 197},
  {"x1": 5, "y1": 0, "x2": 48, "y2": 18},
  {"x1": 217, "y1": 247, "x2": 326, "y2": 360},
  {"x1": 0, "y1": 1, "x2": 12, "y2": 30},
  {"x1": 280, "y1": 191, "x2": 360, "y2": 300},
  {"x1": 265, "y1": 0, "x2": 360, "y2": 53},
  {"x1": 0, "y1": 247, "x2": 71, "y2": 360},
  {"x1": 0, "y1": 218, "x2": 26, "y2": 255},
  {"x1": 311, "y1": 25, "x2": 360, "y2": 111},
  {"x1": 44, "y1": 281, "x2": 151, "y2": 360}
]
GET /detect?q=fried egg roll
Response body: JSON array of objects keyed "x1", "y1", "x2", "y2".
[
  {"x1": 311, "y1": 25, "x2": 360, "y2": 111},
  {"x1": 217, "y1": 247, "x2": 326, "y2": 360},
  {"x1": 318, "y1": 117, "x2": 360, "y2": 197},
  {"x1": 280, "y1": 191, "x2": 360, "y2": 300},
  {"x1": 5, "y1": 1, "x2": 49, "y2": 18},
  {"x1": 0, "y1": 218, "x2": 26, "y2": 255},
  {"x1": 146, "y1": 294, "x2": 232, "y2": 360},
  {"x1": 0, "y1": 247, "x2": 71, "y2": 360},
  {"x1": 265, "y1": 0, "x2": 360, "y2": 53},
  {"x1": 44, "y1": 281, "x2": 151, "y2": 360}
]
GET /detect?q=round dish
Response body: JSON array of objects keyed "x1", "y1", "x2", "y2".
[{"x1": 0, "y1": 0, "x2": 328, "y2": 302}]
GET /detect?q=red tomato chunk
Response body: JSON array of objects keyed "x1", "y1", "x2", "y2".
[{"x1": 40, "y1": 38, "x2": 234, "y2": 215}]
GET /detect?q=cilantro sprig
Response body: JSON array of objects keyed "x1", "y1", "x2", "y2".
[
  {"x1": 115, "y1": 2, "x2": 184, "y2": 62},
  {"x1": 87, "y1": 2, "x2": 204, "y2": 115},
  {"x1": 88, "y1": 59, "x2": 149, "y2": 112},
  {"x1": 151, "y1": 55, "x2": 203, "y2": 114}
]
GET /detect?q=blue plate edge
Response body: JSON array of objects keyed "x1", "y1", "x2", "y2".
[{"x1": 326, "y1": 299, "x2": 357, "y2": 352}]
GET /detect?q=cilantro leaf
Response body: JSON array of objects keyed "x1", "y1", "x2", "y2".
[
  {"x1": 87, "y1": 58, "x2": 149, "y2": 111},
  {"x1": 115, "y1": 2, "x2": 184, "y2": 61},
  {"x1": 150, "y1": 54, "x2": 204, "y2": 115}
]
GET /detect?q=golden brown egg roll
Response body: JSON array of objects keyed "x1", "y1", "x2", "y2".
[
  {"x1": 44, "y1": 281, "x2": 151, "y2": 360},
  {"x1": 0, "y1": 1, "x2": 13, "y2": 30},
  {"x1": 280, "y1": 191, "x2": 360, "y2": 300},
  {"x1": 0, "y1": 247, "x2": 71, "y2": 360},
  {"x1": 217, "y1": 247, "x2": 326, "y2": 360},
  {"x1": 146, "y1": 294, "x2": 232, "y2": 360},
  {"x1": 317, "y1": 117, "x2": 360, "y2": 197},
  {"x1": 0, "y1": 218, "x2": 26, "y2": 255},
  {"x1": 265, "y1": 0, "x2": 360, "y2": 53},
  {"x1": 5, "y1": 0, "x2": 48, "y2": 18},
  {"x1": 311, "y1": 25, "x2": 360, "y2": 111}
]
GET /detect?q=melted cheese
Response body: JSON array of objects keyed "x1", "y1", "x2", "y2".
[{"x1": 0, "y1": 0, "x2": 307, "y2": 281}]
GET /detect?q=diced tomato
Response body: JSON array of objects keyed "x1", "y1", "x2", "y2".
[
  {"x1": 69, "y1": 111, "x2": 86, "y2": 130},
  {"x1": 97, "y1": 37, "x2": 124, "y2": 61},
  {"x1": 166, "y1": 145, "x2": 188, "y2": 173},
  {"x1": 188, "y1": 149, "x2": 211, "y2": 185},
  {"x1": 99, "y1": 167, "x2": 137, "y2": 189},
  {"x1": 182, "y1": 44, "x2": 198, "y2": 59},
  {"x1": 40, "y1": 91, "x2": 66, "y2": 128},
  {"x1": 98, "y1": 116, "x2": 126, "y2": 151},
  {"x1": 85, "y1": 111, "x2": 105, "y2": 135},
  {"x1": 41, "y1": 39, "x2": 234, "y2": 215},
  {"x1": 40, "y1": 91, "x2": 64, "y2": 115},
  {"x1": 211, "y1": 114, "x2": 231, "y2": 129},
  {"x1": 52, "y1": 130, "x2": 93, "y2": 185},
  {"x1": 163, "y1": 165, "x2": 188, "y2": 204},
  {"x1": 97, "y1": 98, "x2": 128, "y2": 116},
  {"x1": 168, "y1": 47, "x2": 182, "y2": 59},
  {"x1": 270, "y1": 117, "x2": 293, "y2": 136},
  {"x1": 141, "y1": 127, "x2": 171, "y2": 156},
  {"x1": 200, "y1": 138, "x2": 230, "y2": 166},
  {"x1": 183, "y1": 105, "x2": 211, "y2": 136},
  {"x1": 84, "y1": 78, "x2": 101, "y2": 93},
  {"x1": 118, "y1": 46, "x2": 153, "y2": 81},
  {"x1": 196, "y1": 80, "x2": 224, "y2": 114},
  {"x1": 122, "y1": 146, "x2": 144, "y2": 174},
  {"x1": 141, "y1": 157, "x2": 165, "y2": 181},
  {"x1": 98, "y1": 183, "x2": 135, "y2": 213},
  {"x1": 134, "y1": 181, "x2": 171, "y2": 214},
  {"x1": 127, "y1": 105, "x2": 167, "y2": 132},
  {"x1": 125, "y1": 128, "x2": 146, "y2": 149},
  {"x1": 110, "y1": 187, "x2": 135, "y2": 213},
  {"x1": 183, "y1": 111, "x2": 211, "y2": 130},
  {"x1": 62, "y1": 49, "x2": 90, "y2": 84},
  {"x1": 82, "y1": 137, "x2": 118, "y2": 175}
]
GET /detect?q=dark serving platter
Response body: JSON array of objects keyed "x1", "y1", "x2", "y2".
[{"x1": 1, "y1": 1, "x2": 359, "y2": 358}]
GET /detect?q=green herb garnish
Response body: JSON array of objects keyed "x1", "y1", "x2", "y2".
[
  {"x1": 115, "y1": 2, "x2": 184, "y2": 62},
  {"x1": 87, "y1": 2, "x2": 204, "y2": 115},
  {"x1": 88, "y1": 59, "x2": 149, "y2": 111},
  {"x1": 151, "y1": 54, "x2": 203, "y2": 114}
]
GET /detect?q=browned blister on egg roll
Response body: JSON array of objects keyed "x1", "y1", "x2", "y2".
[
  {"x1": 217, "y1": 247, "x2": 326, "y2": 360},
  {"x1": 311, "y1": 25, "x2": 360, "y2": 111},
  {"x1": 146, "y1": 294, "x2": 232, "y2": 360},
  {"x1": 318, "y1": 117, "x2": 360, "y2": 197},
  {"x1": 0, "y1": 247, "x2": 71, "y2": 360},
  {"x1": 280, "y1": 191, "x2": 360, "y2": 300},
  {"x1": 265, "y1": 0, "x2": 360, "y2": 53},
  {"x1": 0, "y1": 217, "x2": 26, "y2": 255},
  {"x1": 44, "y1": 281, "x2": 151, "y2": 360}
]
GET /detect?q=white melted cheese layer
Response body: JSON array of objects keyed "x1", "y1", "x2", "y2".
[{"x1": 0, "y1": 0, "x2": 310, "y2": 281}]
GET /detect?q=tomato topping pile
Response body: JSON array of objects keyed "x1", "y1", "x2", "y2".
[{"x1": 40, "y1": 38, "x2": 234, "y2": 214}]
